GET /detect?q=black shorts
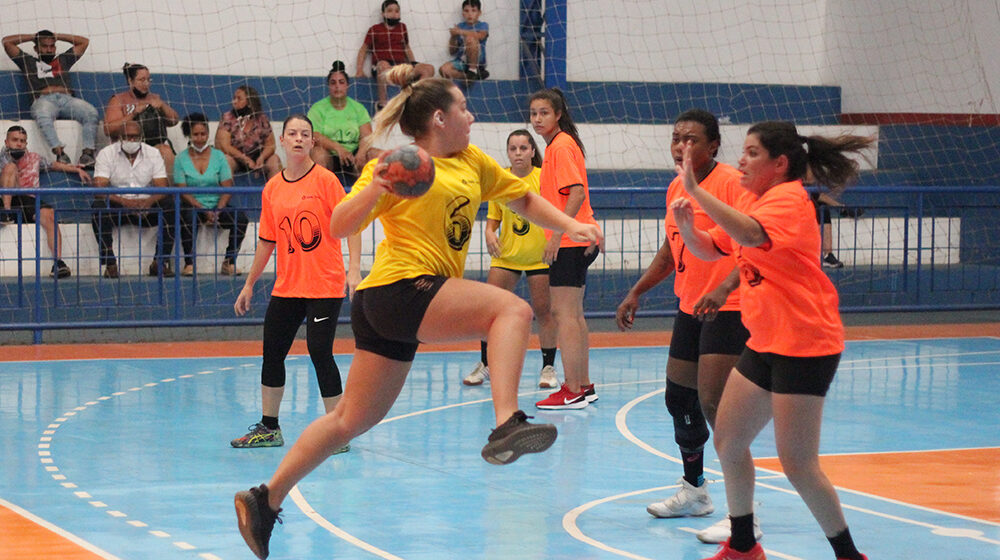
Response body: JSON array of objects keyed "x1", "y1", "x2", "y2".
[
  {"x1": 548, "y1": 246, "x2": 598, "y2": 287},
  {"x1": 668, "y1": 310, "x2": 749, "y2": 362},
  {"x1": 2, "y1": 195, "x2": 52, "y2": 223},
  {"x1": 351, "y1": 275, "x2": 447, "y2": 362},
  {"x1": 493, "y1": 266, "x2": 549, "y2": 277},
  {"x1": 736, "y1": 347, "x2": 841, "y2": 396}
]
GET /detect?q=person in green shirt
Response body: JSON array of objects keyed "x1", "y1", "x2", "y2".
[{"x1": 307, "y1": 61, "x2": 380, "y2": 187}]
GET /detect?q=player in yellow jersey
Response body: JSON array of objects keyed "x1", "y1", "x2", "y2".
[
  {"x1": 464, "y1": 129, "x2": 559, "y2": 389},
  {"x1": 235, "y1": 65, "x2": 602, "y2": 560}
]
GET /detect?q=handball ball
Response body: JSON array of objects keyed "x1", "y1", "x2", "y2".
[{"x1": 380, "y1": 144, "x2": 435, "y2": 198}]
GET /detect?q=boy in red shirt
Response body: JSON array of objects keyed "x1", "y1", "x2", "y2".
[{"x1": 355, "y1": 0, "x2": 434, "y2": 111}]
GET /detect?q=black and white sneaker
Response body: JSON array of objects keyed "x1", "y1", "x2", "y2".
[
  {"x1": 50, "y1": 260, "x2": 71, "y2": 279},
  {"x1": 235, "y1": 484, "x2": 282, "y2": 559},
  {"x1": 822, "y1": 253, "x2": 844, "y2": 269},
  {"x1": 481, "y1": 410, "x2": 557, "y2": 465}
]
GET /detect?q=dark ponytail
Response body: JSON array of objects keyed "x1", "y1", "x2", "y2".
[
  {"x1": 529, "y1": 88, "x2": 586, "y2": 157},
  {"x1": 747, "y1": 121, "x2": 873, "y2": 195}
]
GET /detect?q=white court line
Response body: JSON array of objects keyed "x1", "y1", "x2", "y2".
[
  {"x1": 616, "y1": 388, "x2": 1000, "y2": 544},
  {"x1": 0, "y1": 496, "x2": 124, "y2": 560},
  {"x1": 289, "y1": 487, "x2": 405, "y2": 560}
]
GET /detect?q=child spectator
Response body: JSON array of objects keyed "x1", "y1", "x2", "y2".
[
  {"x1": 355, "y1": 0, "x2": 435, "y2": 111},
  {"x1": 0, "y1": 125, "x2": 91, "y2": 278},
  {"x1": 439, "y1": 0, "x2": 490, "y2": 81}
]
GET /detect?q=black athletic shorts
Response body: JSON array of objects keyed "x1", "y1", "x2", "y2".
[
  {"x1": 548, "y1": 246, "x2": 598, "y2": 287},
  {"x1": 668, "y1": 310, "x2": 749, "y2": 362},
  {"x1": 351, "y1": 275, "x2": 447, "y2": 362},
  {"x1": 736, "y1": 347, "x2": 841, "y2": 396},
  {"x1": 3, "y1": 194, "x2": 52, "y2": 224},
  {"x1": 493, "y1": 265, "x2": 549, "y2": 277}
]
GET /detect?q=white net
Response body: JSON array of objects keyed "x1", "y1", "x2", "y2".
[{"x1": 1, "y1": 0, "x2": 999, "y2": 334}]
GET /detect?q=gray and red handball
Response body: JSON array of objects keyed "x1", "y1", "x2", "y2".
[{"x1": 379, "y1": 144, "x2": 435, "y2": 198}]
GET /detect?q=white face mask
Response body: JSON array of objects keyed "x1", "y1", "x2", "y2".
[
  {"x1": 121, "y1": 140, "x2": 142, "y2": 155},
  {"x1": 190, "y1": 143, "x2": 210, "y2": 153}
]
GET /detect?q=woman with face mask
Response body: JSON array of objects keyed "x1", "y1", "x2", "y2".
[
  {"x1": 216, "y1": 85, "x2": 282, "y2": 180},
  {"x1": 105, "y1": 62, "x2": 180, "y2": 182},
  {"x1": 173, "y1": 113, "x2": 248, "y2": 276}
]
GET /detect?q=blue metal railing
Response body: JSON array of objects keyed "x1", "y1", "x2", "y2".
[{"x1": 2, "y1": 185, "x2": 998, "y2": 343}]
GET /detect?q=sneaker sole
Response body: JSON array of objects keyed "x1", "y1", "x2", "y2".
[
  {"x1": 462, "y1": 378, "x2": 485, "y2": 386},
  {"x1": 234, "y1": 492, "x2": 267, "y2": 559},
  {"x1": 231, "y1": 439, "x2": 284, "y2": 448},
  {"x1": 538, "y1": 380, "x2": 558, "y2": 388},
  {"x1": 646, "y1": 504, "x2": 715, "y2": 518},
  {"x1": 481, "y1": 423, "x2": 557, "y2": 465},
  {"x1": 585, "y1": 394, "x2": 598, "y2": 403}
]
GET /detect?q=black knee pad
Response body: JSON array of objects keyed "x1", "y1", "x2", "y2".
[{"x1": 665, "y1": 380, "x2": 709, "y2": 451}]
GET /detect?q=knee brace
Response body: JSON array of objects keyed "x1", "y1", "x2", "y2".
[{"x1": 665, "y1": 380, "x2": 709, "y2": 452}]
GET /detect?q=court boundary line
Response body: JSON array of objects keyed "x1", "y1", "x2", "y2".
[
  {"x1": 616, "y1": 389, "x2": 1000, "y2": 543},
  {"x1": 0, "y1": 496, "x2": 124, "y2": 560}
]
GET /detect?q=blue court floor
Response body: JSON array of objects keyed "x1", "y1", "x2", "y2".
[{"x1": 2, "y1": 337, "x2": 999, "y2": 559}]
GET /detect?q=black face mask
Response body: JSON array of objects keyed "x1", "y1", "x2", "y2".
[
  {"x1": 384, "y1": 17, "x2": 400, "y2": 26},
  {"x1": 39, "y1": 53, "x2": 56, "y2": 64},
  {"x1": 8, "y1": 149, "x2": 25, "y2": 160},
  {"x1": 132, "y1": 87, "x2": 148, "y2": 99},
  {"x1": 232, "y1": 105, "x2": 252, "y2": 117}
]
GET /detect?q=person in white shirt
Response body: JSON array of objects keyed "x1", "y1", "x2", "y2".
[{"x1": 91, "y1": 120, "x2": 174, "y2": 278}]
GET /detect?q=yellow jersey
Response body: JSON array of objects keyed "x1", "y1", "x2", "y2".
[
  {"x1": 487, "y1": 167, "x2": 547, "y2": 271},
  {"x1": 348, "y1": 144, "x2": 531, "y2": 289}
]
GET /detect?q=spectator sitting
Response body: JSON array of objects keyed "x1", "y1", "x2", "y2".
[
  {"x1": 215, "y1": 85, "x2": 282, "y2": 180},
  {"x1": 439, "y1": 0, "x2": 490, "y2": 81},
  {"x1": 104, "y1": 63, "x2": 180, "y2": 182},
  {"x1": 2, "y1": 30, "x2": 99, "y2": 168},
  {"x1": 307, "y1": 61, "x2": 379, "y2": 187},
  {"x1": 174, "y1": 113, "x2": 248, "y2": 277},
  {"x1": 0, "y1": 125, "x2": 91, "y2": 278},
  {"x1": 91, "y1": 120, "x2": 176, "y2": 279},
  {"x1": 355, "y1": 0, "x2": 435, "y2": 111}
]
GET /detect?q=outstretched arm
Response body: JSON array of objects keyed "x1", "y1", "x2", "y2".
[{"x1": 506, "y1": 191, "x2": 602, "y2": 248}]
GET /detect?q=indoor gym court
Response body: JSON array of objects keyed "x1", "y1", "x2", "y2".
[{"x1": 1, "y1": 323, "x2": 997, "y2": 560}]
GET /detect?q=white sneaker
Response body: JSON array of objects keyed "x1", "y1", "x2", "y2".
[
  {"x1": 538, "y1": 365, "x2": 559, "y2": 388},
  {"x1": 696, "y1": 514, "x2": 763, "y2": 544},
  {"x1": 463, "y1": 362, "x2": 489, "y2": 385},
  {"x1": 646, "y1": 478, "x2": 714, "y2": 518}
]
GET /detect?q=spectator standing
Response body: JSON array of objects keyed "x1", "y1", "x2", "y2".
[{"x1": 2, "y1": 30, "x2": 99, "y2": 168}]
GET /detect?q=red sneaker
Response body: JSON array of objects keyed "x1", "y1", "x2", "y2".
[
  {"x1": 702, "y1": 540, "x2": 766, "y2": 560},
  {"x1": 535, "y1": 384, "x2": 588, "y2": 410},
  {"x1": 582, "y1": 383, "x2": 598, "y2": 403}
]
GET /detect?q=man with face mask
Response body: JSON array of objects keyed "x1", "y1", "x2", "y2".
[
  {"x1": 1, "y1": 125, "x2": 91, "y2": 278},
  {"x1": 2, "y1": 30, "x2": 99, "y2": 169},
  {"x1": 91, "y1": 120, "x2": 176, "y2": 279}
]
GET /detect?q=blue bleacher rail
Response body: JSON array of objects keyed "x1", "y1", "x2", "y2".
[{"x1": 1, "y1": 185, "x2": 998, "y2": 343}]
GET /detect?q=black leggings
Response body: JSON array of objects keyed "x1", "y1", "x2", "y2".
[{"x1": 261, "y1": 296, "x2": 345, "y2": 398}]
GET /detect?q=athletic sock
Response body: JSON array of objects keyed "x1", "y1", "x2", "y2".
[
  {"x1": 828, "y1": 528, "x2": 863, "y2": 560},
  {"x1": 261, "y1": 415, "x2": 279, "y2": 430},
  {"x1": 680, "y1": 448, "x2": 704, "y2": 487},
  {"x1": 480, "y1": 340, "x2": 488, "y2": 366},
  {"x1": 729, "y1": 513, "x2": 757, "y2": 552},
  {"x1": 541, "y1": 347, "x2": 557, "y2": 367}
]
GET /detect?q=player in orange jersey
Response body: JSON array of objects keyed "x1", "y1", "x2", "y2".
[
  {"x1": 672, "y1": 121, "x2": 871, "y2": 560},
  {"x1": 231, "y1": 114, "x2": 361, "y2": 453},
  {"x1": 617, "y1": 110, "x2": 753, "y2": 539},
  {"x1": 529, "y1": 88, "x2": 601, "y2": 410}
]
